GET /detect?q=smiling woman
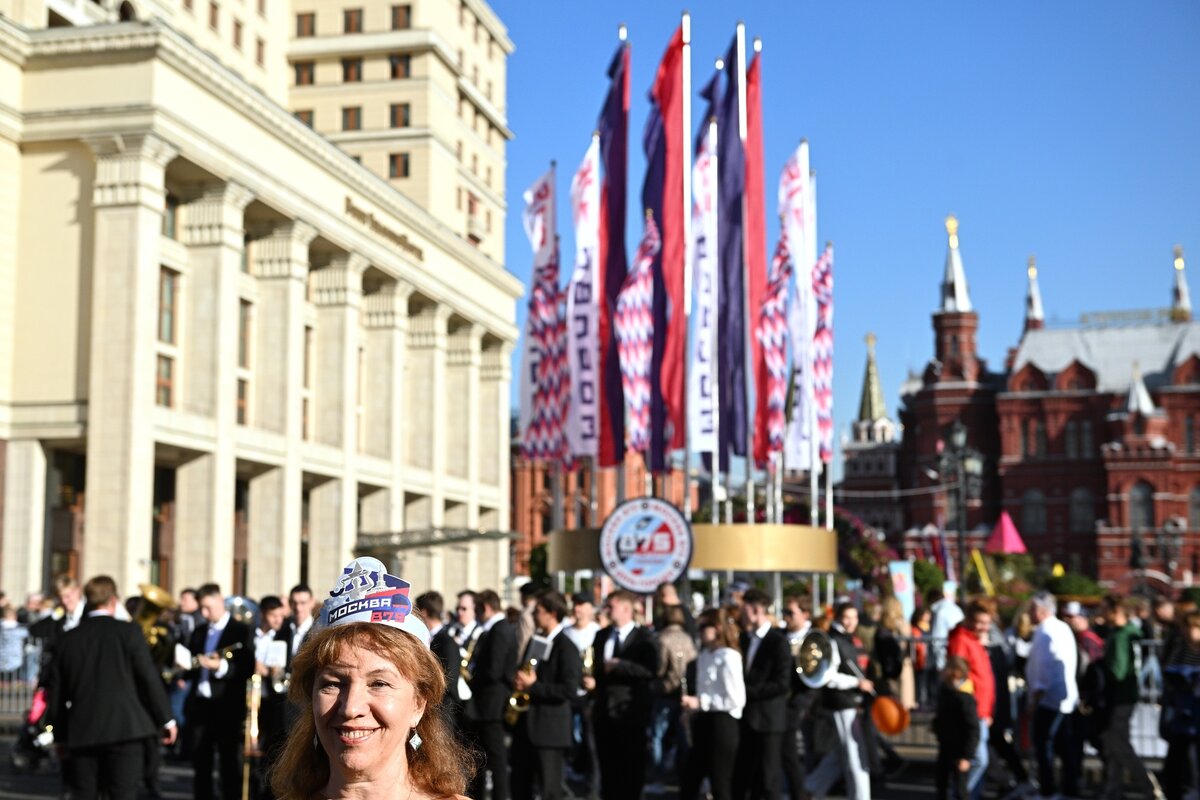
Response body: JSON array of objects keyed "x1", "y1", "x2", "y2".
[{"x1": 270, "y1": 561, "x2": 475, "y2": 800}]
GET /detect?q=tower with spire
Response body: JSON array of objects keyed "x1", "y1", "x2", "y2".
[
  {"x1": 932, "y1": 215, "x2": 982, "y2": 382},
  {"x1": 1172, "y1": 245, "x2": 1191, "y2": 323},
  {"x1": 841, "y1": 333, "x2": 902, "y2": 534},
  {"x1": 1024, "y1": 255, "x2": 1044, "y2": 334}
]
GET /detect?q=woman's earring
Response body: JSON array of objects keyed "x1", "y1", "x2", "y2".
[
  {"x1": 312, "y1": 734, "x2": 321, "y2": 751},
  {"x1": 408, "y1": 728, "x2": 423, "y2": 751}
]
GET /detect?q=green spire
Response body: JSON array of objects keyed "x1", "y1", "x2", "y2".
[{"x1": 858, "y1": 333, "x2": 887, "y2": 423}]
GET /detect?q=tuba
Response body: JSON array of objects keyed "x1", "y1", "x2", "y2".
[
  {"x1": 794, "y1": 630, "x2": 910, "y2": 735},
  {"x1": 505, "y1": 657, "x2": 538, "y2": 727},
  {"x1": 136, "y1": 583, "x2": 176, "y2": 675}
]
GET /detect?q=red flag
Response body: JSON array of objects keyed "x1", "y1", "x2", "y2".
[
  {"x1": 651, "y1": 27, "x2": 687, "y2": 455},
  {"x1": 746, "y1": 51, "x2": 769, "y2": 467}
]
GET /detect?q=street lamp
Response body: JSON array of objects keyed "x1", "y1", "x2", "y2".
[{"x1": 942, "y1": 419, "x2": 983, "y2": 598}]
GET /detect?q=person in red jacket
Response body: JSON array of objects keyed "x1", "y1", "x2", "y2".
[{"x1": 947, "y1": 600, "x2": 995, "y2": 800}]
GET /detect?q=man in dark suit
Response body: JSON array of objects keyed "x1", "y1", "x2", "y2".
[
  {"x1": 733, "y1": 589, "x2": 792, "y2": 800},
  {"x1": 185, "y1": 583, "x2": 255, "y2": 800},
  {"x1": 44, "y1": 575, "x2": 176, "y2": 800},
  {"x1": 414, "y1": 590, "x2": 463, "y2": 727},
  {"x1": 584, "y1": 589, "x2": 659, "y2": 800},
  {"x1": 464, "y1": 588, "x2": 517, "y2": 800},
  {"x1": 511, "y1": 590, "x2": 583, "y2": 800}
]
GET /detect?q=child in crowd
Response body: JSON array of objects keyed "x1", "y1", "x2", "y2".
[{"x1": 933, "y1": 655, "x2": 980, "y2": 800}]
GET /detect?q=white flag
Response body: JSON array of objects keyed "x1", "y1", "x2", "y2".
[
  {"x1": 518, "y1": 167, "x2": 562, "y2": 460},
  {"x1": 566, "y1": 140, "x2": 601, "y2": 458},
  {"x1": 688, "y1": 121, "x2": 719, "y2": 455},
  {"x1": 782, "y1": 143, "x2": 815, "y2": 471}
]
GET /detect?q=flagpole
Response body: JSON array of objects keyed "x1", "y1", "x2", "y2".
[
  {"x1": 709, "y1": 61, "x2": 723, "y2": 527},
  {"x1": 614, "y1": 23, "x2": 628, "y2": 508},
  {"x1": 735, "y1": 23, "x2": 756, "y2": 524},
  {"x1": 680, "y1": 11, "x2": 693, "y2": 522},
  {"x1": 550, "y1": 161, "x2": 565, "y2": 534},
  {"x1": 823, "y1": 240, "x2": 834, "y2": 533},
  {"x1": 808, "y1": 168, "x2": 819, "y2": 529}
]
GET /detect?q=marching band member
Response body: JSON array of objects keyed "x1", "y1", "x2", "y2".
[
  {"x1": 464, "y1": 589, "x2": 517, "y2": 800},
  {"x1": 414, "y1": 591, "x2": 464, "y2": 729},
  {"x1": 511, "y1": 590, "x2": 582, "y2": 800},
  {"x1": 734, "y1": 588, "x2": 792, "y2": 800},
  {"x1": 804, "y1": 602, "x2": 874, "y2": 800},
  {"x1": 254, "y1": 595, "x2": 289, "y2": 800}
]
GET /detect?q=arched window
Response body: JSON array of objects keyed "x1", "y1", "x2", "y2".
[
  {"x1": 1190, "y1": 487, "x2": 1200, "y2": 531},
  {"x1": 1022, "y1": 490, "x2": 1047, "y2": 535},
  {"x1": 1129, "y1": 481, "x2": 1154, "y2": 530},
  {"x1": 1035, "y1": 420, "x2": 1048, "y2": 457},
  {"x1": 1065, "y1": 420, "x2": 1079, "y2": 459},
  {"x1": 1069, "y1": 488, "x2": 1094, "y2": 533},
  {"x1": 118, "y1": 1, "x2": 136, "y2": 20}
]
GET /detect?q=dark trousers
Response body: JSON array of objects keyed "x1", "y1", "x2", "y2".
[
  {"x1": 189, "y1": 698, "x2": 244, "y2": 800},
  {"x1": 596, "y1": 716, "x2": 648, "y2": 800},
  {"x1": 1032, "y1": 707, "x2": 1079, "y2": 797},
  {"x1": 466, "y1": 718, "x2": 510, "y2": 800},
  {"x1": 733, "y1": 726, "x2": 782, "y2": 800},
  {"x1": 511, "y1": 723, "x2": 566, "y2": 800},
  {"x1": 142, "y1": 734, "x2": 162, "y2": 794},
  {"x1": 66, "y1": 738, "x2": 147, "y2": 800},
  {"x1": 781, "y1": 719, "x2": 806, "y2": 799},
  {"x1": 252, "y1": 695, "x2": 287, "y2": 800},
  {"x1": 1163, "y1": 735, "x2": 1197, "y2": 800},
  {"x1": 1102, "y1": 703, "x2": 1155, "y2": 797},
  {"x1": 989, "y1": 725, "x2": 1028, "y2": 784},
  {"x1": 935, "y1": 754, "x2": 970, "y2": 800},
  {"x1": 682, "y1": 712, "x2": 739, "y2": 800}
]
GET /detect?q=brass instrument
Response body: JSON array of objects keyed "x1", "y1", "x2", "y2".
[
  {"x1": 270, "y1": 666, "x2": 290, "y2": 695},
  {"x1": 505, "y1": 658, "x2": 538, "y2": 727},
  {"x1": 794, "y1": 630, "x2": 910, "y2": 735},
  {"x1": 582, "y1": 645, "x2": 595, "y2": 679},
  {"x1": 136, "y1": 583, "x2": 176, "y2": 676},
  {"x1": 242, "y1": 673, "x2": 262, "y2": 800},
  {"x1": 458, "y1": 631, "x2": 479, "y2": 702},
  {"x1": 190, "y1": 641, "x2": 245, "y2": 669}
]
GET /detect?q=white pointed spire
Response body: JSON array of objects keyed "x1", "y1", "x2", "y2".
[
  {"x1": 940, "y1": 215, "x2": 972, "y2": 313},
  {"x1": 1126, "y1": 362, "x2": 1156, "y2": 416},
  {"x1": 1024, "y1": 255, "x2": 1044, "y2": 332},
  {"x1": 1172, "y1": 245, "x2": 1191, "y2": 322}
]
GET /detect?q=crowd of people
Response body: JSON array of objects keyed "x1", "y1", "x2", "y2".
[{"x1": 7, "y1": 570, "x2": 1200, "y2": 800}]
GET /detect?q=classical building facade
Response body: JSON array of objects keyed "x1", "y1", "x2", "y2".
[
  {"x1": 898, "y1": 217, "x2": 1198, "y2": 591},
  {"x1": 0, "y1": 0, "x2": 520, "y2": 601}
]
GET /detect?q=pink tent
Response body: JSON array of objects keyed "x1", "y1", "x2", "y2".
[{"x1": 985, "y1": 511, "x2": 1028, "y2": 555}]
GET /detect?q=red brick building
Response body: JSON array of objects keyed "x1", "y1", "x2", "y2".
[{"x1": 900, "y1": 224, "x2": 1198, "y2": 591}]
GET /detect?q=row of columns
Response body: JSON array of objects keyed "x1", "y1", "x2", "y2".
[{"x1": 1, "y1": 130, "x2": 513, "y2": 600}]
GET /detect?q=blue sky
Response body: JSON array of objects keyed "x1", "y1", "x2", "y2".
[{"x1": 494, "y1": 1, "x2": 1200, "y2": 469}]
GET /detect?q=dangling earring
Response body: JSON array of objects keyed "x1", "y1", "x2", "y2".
[
  {"x1": 312, "y1": 733, "x2": 321, "y2": 751},
  {"x1": 408, "y1": 728, "x2": 423, "y2": 751}
]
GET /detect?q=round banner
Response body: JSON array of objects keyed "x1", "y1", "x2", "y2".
[{"x1": 598, "y1": 498, "x2": 693, "y2": 594}]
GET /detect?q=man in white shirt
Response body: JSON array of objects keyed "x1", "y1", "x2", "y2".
[
  {"x1": 930, "y1": 582, "x2": 964, "y2": 670},
  {"x1": 1026, "y1": 590, "x2": 1080, "y2": 800},
  {"x1": 283, "y1": 584, "x2": 315, "y2": 661},
  {"x1": 564, "y1": 592, "x2": 600, "y2": 655}
]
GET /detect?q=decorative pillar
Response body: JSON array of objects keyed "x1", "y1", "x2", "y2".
[
  {"x1": 173, "y1": 181, "x2": 254, "y2": 592},
  {"x1": 307, "y1": 254, "x2": 366, "y2": 593},
  {"x1": 245, "y1": 220, "x2": 317, "y2": 597},
  {"x1": 447, "y1": 324, "x2": 483, "y2": 524},
  {"x1": 360, "y1": 281, "x2": 412, "y2": 533},
  {"x1": 82, "y1": 132, "x2": 177, "y2": 591},
  {"x1": 2, "y1": 440, "x2": 47, "y2": 596},
  {"x1": 406, "y1": 304, "x2": 452, "y2": 526},
  {"x1": 480, "y1": 340, "x2": 513, "y2": 594}
]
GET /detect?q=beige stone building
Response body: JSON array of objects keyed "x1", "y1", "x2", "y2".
[{"x1": 0, "y1": 0, "x2": 520, "y2": 602}]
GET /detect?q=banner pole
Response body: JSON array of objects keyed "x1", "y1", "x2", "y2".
[
  {"x1": 680, "y1": 11, "x2": 693, "y2": 521},
  {"x1": 736, "y1": 23, "x2": 755, "y2": 524}
]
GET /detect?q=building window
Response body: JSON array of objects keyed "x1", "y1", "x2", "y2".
[
  {"x1": 296, "y1": 12, "x2": 314, "y2": 37},
  {"x1": 158, "y1": 268, "x2": 179, "y2": 344},
  {"x1": 1188, "y1": 417, "x2": 1195, "y2": 453},
  {"x1": 390, "y1": 103, "x2": 410, "y2": 128},
  {"x1": 208, "y1": 1, "x2": 218, "y2": 29},
  {"x1": 457, "y1": 48, "x2": 464, "y2": 68},
  {"x1": 294, "y1": 109, "x2": 313, "y2": 127},
  {"x1": 184, "y1": 0, "x2": 193, "y2": 11},
  {"x1": 1134, "y1": 415, "x2": 1146, "y2": 436},
  {"x1": 342, "y1": 58, "x2": 362, "y2": 83},
  {"x1": 255, "y1": 38, "x2": 264, "y2": 66},
  {"x1": 1190, "y1": 487, "x2": 1200, "y2": 531},
  {"x1": 486, "y1": 80, "x2": 492, "y2": 101},
  {"x1": 389, "y1": 53, "x2": 411, "y2": 79},
  {"x1": 1069, "y1": 488, "x2": 1094, "y2": 533},
  {"x1": 1081, "y1": 419, "x2": 1094, "y2": 455},
  {"x1": 1035, "y1": 421, "x2": 1047, "y2": 457},
  {"x1": 232, "y1": 19, "x2": 242, "y2": 50},
  {"x1": 1022, "y1": 490, "x2": 1047, "y2": 535},
  {"x1": 350, "y1": 155, "x2": 361, "y2": 164},
  {"x1": 257, "y1": 0, "x2": 264, "y2": 16},
  {"x1": 949, "y1": 334, "x2": 959, "y2": 355},
  {"x1": 472, "y1": 65, "x2": 479, "y2": 87},
  {"x1": 237, "y1": 300, "x2": 252, "y2": 368},
  {"x1": 342, "y1": 106, "x2": 361, "y2": 131},
  {"x1": 303, "y1": 326, "x2": 314, "y2": 388},
  {"x1": 389, "y1": 152, "x2": 409, "y2": 178},
  {"x1": 1064, "y1": 420, "x2": 1078, "y2": 459},
  {"x1": 456, "y1": 141, "x2": 463, "y2": 161},
  {"x1": 1129, "y1": 480, "x2": 1154, "y2": 530},
  {"x1": 294, "y1": 61, "x2": 314, "y2": 86},
  {"x1": 156, "y1": 355, "x2": 174, "y2": 407},
  {"x1": 456, "y1": 187, "x2": 462, "y2": 211},
  {"x1": 343, "y1": 8, "x2": 362, "y2": 33},
  {"x1": 485, "y1": 165, "x2": 492, "y2": 187},
  {"x1": 162, "y1": 193, "x2": 179, "y2": 239},
  {"x1": 236, "y1": 378, "x2": 248, "y2": 425},
  {"x1": 471, "y1": 153, "x2": 478, "y2": 174},
  {"x1": 391, "y1": 4, "x2": 410, "y2": 29}
]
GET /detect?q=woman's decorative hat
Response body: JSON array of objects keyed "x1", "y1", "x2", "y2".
[{"x1": 319, "y1": 556, "x2": 430, "y2": 649}]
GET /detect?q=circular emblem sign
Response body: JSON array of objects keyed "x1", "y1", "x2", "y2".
[{"x1": 598, "y1": 498, "x2": 693, "y2": 594}]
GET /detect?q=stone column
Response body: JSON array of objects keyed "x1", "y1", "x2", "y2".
[
  {"x1": 82, "y1": 132, "x2": 177, "y2": 590},
  {"x1": 360, "y1": 281, "x2": 412, "y2": 533},
  {"x1": 447, "y1": 324, "x2": 483, "y2": 526},
  {"x1": 245, "y1": 220, "x2": 317, "y2": 597},
  {"x1": 307, "y1": 255, "x2": 366, "y2": 592},
  {"x1": 173, "y1": 182, "x2": 254, "y2": 592},
  {"x1": 406, "y1": 304, "x2": 452, "y2": 526},
  {"x1": 480, "y1": 341, "x2": 513, "y2": 517},
  {"x1": 2, "y1": 440, "x2": 47, "y2": 596}
]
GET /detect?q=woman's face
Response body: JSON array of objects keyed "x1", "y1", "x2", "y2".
[
  {"x1": 699, "y1": 624, "x2": 718, "y2": 648},
  {"x1": 313, "y1": 644, "x2": 425, "y2": 780}
]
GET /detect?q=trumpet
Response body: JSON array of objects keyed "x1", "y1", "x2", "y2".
[
  {"x1": 191, "y1": 641, "x2": 244, "y2": 669},
  {"x1": 505, "y1": 658, "x2": 538, "y2": 727},
  {"x1": 582, "y1": 645, "x2": 595, "y2": 679}
]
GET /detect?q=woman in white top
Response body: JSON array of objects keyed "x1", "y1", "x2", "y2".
[{"x1": 680, "y1": 607, "x2": 746, "y2": 800}]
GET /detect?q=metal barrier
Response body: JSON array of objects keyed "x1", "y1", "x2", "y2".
[{"x1": 0, "y1": 639, "x2": 41, "y2": 719}]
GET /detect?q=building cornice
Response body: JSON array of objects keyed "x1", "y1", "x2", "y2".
[
  {"x1": 457, "y1": 74, "x2": 512, "y2": 139},
  {"x1": 17, "y1": 21, "x2": 522, "y2": 311},
  {"x1": 464, "y1": 0, "x2": 515, "y2": 55},
  {"x1": 0, "y1": 16, "x2": 32, "y2": 65},
  {"x1": 287, "y1": 28, "x2": 458, "y2": 70}
]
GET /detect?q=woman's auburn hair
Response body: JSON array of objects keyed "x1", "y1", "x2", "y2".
[{"x1": 270, "y1": 621, "x2": 474, "y2": 799}]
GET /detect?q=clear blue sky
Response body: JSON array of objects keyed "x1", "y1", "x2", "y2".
[{"x1": 494, "y1": 1, "x2": 1200, "y2": 469}]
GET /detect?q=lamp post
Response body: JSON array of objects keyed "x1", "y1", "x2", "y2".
[{"x1": 942, "y1": 419, "x2": 983, "y2": 599}]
